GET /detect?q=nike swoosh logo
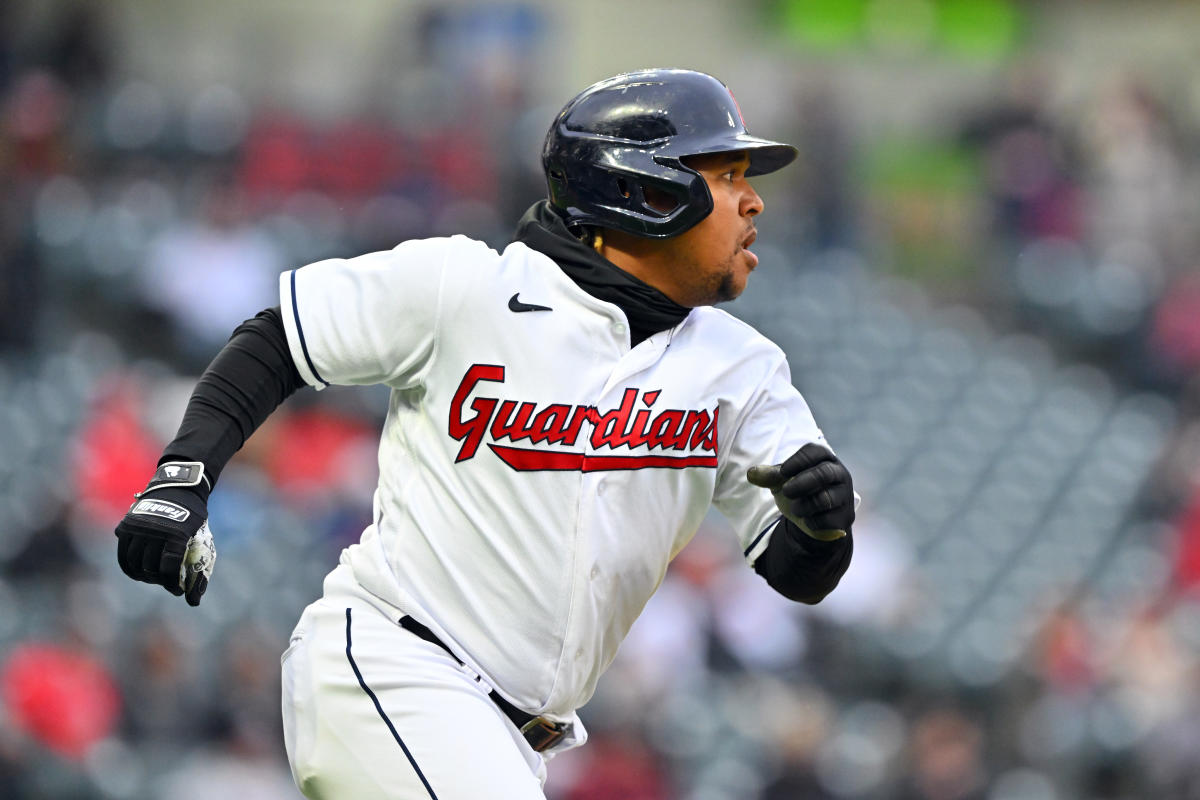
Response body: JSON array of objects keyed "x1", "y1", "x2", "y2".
[{"x1": 508, "y1": 293, "x2": 552, "y2": 313}]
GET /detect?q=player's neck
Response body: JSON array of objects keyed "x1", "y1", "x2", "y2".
[{"x1": 595, "y1": 230, "x2": 692, "y2": 308}]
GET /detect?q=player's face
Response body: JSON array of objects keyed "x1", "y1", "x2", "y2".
[{"x1": 662, "y1": 151, "x2": 764, "y2": 307}]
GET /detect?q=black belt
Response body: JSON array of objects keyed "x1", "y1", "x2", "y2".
[{"x1": 398, "y1": 616, "x2": 568, "y2": 753}]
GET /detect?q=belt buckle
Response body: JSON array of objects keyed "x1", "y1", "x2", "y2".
[{"x1": 520, "y1": 716, "x2": 567, "y2": 753}]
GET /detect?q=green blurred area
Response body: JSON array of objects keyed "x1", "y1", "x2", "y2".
[
  {"x1": 860, "y1": 140, "x2": 984, "y2": 288},
  {"x1": 776, "y1": 0, "x2": 1024, "y2": 58}
]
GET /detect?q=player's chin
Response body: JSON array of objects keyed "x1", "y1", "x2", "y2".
[{"x1": 713, "y1": 270, "x2": 747, "y2": 305}]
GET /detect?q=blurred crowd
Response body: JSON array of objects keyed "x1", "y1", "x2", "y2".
[{"x1": 4, "y1": 2, "x2": 1200, "y2": 799}]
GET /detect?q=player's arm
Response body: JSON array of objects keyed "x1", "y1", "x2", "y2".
[
  {"x1": 113, "y1": 307, "x2": 305, "y2": 605},
  {"x1": 715, "y1": 352, "x2": 854, "y2": 605},
  {"x1": 746, "y1": 444, "x2": 855, "y2": 604}
]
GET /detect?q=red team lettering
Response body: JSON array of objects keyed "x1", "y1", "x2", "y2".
[{"x1": 448, "y1": 364, "x2": 718, "y2": 470}]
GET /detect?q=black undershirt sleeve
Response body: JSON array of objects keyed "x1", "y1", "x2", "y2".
[
  {"x1": 753, "y1": 519, "x2": 853, "y2": 604},
  {"x1": 160, "y1": 307, "x2": 306, "y2": 487}
]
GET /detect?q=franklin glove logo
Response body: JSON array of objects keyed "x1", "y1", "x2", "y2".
[
  {"x1": 449, "y1": 364, "x2": 718, "y2": 471},
  {"x1": 131, "y1": 498, "x2": 191, "y2": 522}
]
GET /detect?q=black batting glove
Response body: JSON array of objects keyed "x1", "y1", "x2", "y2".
[
  {"x1": 115, "y1": 461, "x2": 217, "y2": 606},
  {"x1": 747, "y1": 443, "x2": 856, "y2": 542}
]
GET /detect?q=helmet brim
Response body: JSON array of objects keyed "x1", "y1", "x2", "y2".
[{"x1": 681, "y1": 135, "x2": 799, "y2": 177}]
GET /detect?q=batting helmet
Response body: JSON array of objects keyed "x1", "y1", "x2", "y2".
[{"x1": 542, "y1": 69, "x2": 798, "y2": 239}]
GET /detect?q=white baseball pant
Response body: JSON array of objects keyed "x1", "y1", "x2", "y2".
[{"x1": 281, "y1": 568, "x2": 549, "y2": 799}]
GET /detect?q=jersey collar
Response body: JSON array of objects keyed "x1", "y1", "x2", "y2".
[{"x1": 512, "y1": 201, "x2": 690, "y2": 347}]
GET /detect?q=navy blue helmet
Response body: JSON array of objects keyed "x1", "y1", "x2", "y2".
[{"x1": 542, "y1": 69, "x2": 798, "y2": 239}]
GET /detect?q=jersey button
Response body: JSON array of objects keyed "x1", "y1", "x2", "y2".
[
  {"x1": 613, "y1": 322, "x2": 627, "y2": 336},
  {"x1": 590, "y1": 565, "x2": 600, "y2": 579},
  {"x1": 596, "y1": 480, "x2": 606, "y2": 496}
]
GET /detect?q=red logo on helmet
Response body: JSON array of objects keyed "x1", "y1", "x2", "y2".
[{"x1": 729, "y1": 91, "x2": 747, "y2": 128}]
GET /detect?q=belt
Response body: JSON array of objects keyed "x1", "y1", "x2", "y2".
[{"x1": 398, "y1": 616, "x2": 568, "y2": 753}]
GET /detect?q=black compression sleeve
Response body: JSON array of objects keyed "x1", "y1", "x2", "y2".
[
  {"x1": 160, "y1": 307, "x2": 306, "y2": 487},
  {"x1": 753, "y1": 519, "x2": 853, "y2": 604}
]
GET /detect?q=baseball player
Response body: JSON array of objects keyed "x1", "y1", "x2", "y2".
[{"x1": 114, "y1": 69, "x2": 856, "y2": 799}]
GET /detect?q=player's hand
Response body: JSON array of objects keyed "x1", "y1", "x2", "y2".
[
  {"x1": 115, "y1": 462, "x2": 216, "y2": 606},
  {"x1": 747, "y1": 443, "x2": 855, "y2": 542}
]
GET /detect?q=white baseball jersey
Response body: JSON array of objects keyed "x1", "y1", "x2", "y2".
[{"x1": 279, "y1": 234, "x2": 827, "y2": 719}]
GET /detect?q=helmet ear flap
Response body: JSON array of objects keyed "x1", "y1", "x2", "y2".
[
  {"x1": 614, "y1": 176, "x2": 677, "y2": 216},
  {"x1": 645, "y1": 156, "x2": 709, "y2": 219},
  {"x1": 635, "y1": 171, "x2": 700, "y2": 219},
  {"x1": 593, "y1": 161, "x2": 713, "y2": 235}
]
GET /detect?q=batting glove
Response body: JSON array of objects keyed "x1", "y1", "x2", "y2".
[
  {"x1": 115, "y1": 461, "x2": 216, "y2": 606},
  {"x1": 747, "y1": 443, "x2": 856, "y2": 542}
]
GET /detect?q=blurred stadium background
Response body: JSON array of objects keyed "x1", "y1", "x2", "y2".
[{"x1": 2, "y1": 0, "x2": 1200, "y2": 797}]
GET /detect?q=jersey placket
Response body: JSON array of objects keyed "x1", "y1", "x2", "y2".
[{"x1": 553, "y1": 314, "x2": 674, "y2": 699}]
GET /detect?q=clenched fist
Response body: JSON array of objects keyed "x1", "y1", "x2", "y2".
[
  {"x1": 114, "y1": 461, "x2": 216, "y2": 606},
  {"x1": 747, "y1": 443, "x2": 855, "y2": 542}
]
